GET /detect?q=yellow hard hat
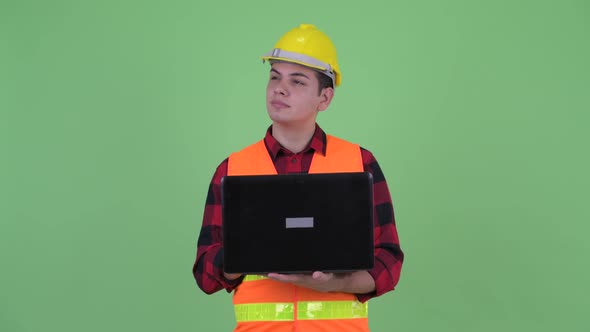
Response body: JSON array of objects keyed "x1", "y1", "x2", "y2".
[{"x1": 262, "y1": 24, "x2": 341, "y2": 87}]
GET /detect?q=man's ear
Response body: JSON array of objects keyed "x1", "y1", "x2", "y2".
[{"x1": 317, "y1": 87, "x2": 334, "y2": 112}]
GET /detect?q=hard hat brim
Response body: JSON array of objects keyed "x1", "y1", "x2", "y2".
[{"x1": 261, "y1": 48, "x2": 339, "y2": 86}]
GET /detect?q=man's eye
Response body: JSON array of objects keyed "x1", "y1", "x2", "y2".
[
  {"x1": 293, "y1": 79, "x2": 304, "y2": 85},
  {"x1": 270, "y1": 76, "x2": 279, "y2": 80}
]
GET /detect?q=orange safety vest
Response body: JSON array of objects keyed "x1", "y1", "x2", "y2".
[{"x1": 227, "y1": 135, "x2": 370, "y2": 332}]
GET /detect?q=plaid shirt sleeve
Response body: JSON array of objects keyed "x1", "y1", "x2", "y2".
[
  {"x1": 356, "y1": 148, "x2": 404, "y2": 303},
  {"x1": 192, "y1": 158, "x2": 244, "y2": 294}
]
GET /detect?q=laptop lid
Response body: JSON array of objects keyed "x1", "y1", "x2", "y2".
[{"x1": 221, "y1": 172, "x2": 374, "y2": 274}]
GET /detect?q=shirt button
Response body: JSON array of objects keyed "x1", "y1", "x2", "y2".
[{"x1": 291, "y1": 158, "x2": 297, "y2": 164}]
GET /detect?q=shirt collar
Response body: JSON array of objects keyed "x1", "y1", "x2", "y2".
[{"x1": 264, "y1": 123, "x2": 327, "y2": 160}]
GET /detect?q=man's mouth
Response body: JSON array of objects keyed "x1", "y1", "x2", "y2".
[{"x1": 271, "y1": 100, "x2": 290, "y2": 109}]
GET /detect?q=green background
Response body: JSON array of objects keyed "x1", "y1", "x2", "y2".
[{"x1": 1, "y1": 0, "x2": 589, "y2": 331}]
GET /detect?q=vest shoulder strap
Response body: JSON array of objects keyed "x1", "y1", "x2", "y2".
[
  {"x1": 228, "y1": 140, "x2": 277, "y2": 176},
  {"x1": 309, "y1": 135, "x2": 363, "y2": 173}
]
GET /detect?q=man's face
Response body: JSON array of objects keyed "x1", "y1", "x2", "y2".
[{"x1": 266, "y1": 62, "x2": 333, "y2": 127}]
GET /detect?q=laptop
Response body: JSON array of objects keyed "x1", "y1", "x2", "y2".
[{"x1": 221, "y1": 172, "x2": 374, "y2": 274}]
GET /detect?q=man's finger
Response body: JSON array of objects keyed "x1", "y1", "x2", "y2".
[
  {"x1": 267, "y1": 273, "x2": 302, "y2": 282},
  {"x1": 312, "y1": 271, "x2": 333, "y2": 281}
]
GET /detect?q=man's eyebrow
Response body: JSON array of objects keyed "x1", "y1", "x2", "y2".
[
  {"x1": 289, "y1": 72, "x2": 310, "y2": 79},
  {"x1": 270, "y1": 68, "x2": 310, "y2": 80}
]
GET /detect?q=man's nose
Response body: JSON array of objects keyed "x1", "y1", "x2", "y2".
[{"x1": 274, "y1": 81, "x2": 288, "y2": 96}]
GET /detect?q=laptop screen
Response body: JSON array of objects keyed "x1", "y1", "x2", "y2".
[{"x1": 221, "y1": 172, "x2": 374, "y2": 274}]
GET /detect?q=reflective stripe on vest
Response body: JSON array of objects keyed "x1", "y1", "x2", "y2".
[
  {"x1": 235, "y1": 301, "x2": 369, "y2": 322},
  {"x1": 228, "y1": 135, "x2": 368, "y2": 331},
  {"x1": 244, "y1": 275, "x2": 268, "y2": 282}
]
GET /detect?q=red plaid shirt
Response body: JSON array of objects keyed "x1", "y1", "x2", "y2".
[{"x1": 193, "y1": 124, "x2": 404, "y2": 302}]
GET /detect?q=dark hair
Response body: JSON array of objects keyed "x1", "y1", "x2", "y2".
[{"x1": 315, "y1": 71, "x2": 334, "y2": 95}]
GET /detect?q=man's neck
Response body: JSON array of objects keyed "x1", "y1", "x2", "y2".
[{"x1": 271, "y1": 122, "x2": 316, "y2": 154}]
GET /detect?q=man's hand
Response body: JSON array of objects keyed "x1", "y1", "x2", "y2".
[
  {"x1": 267, "y1": 271, "x2": 375, "y2": 294},
  {"x1": 224, "y1": 272, "x2": 243, "y2": 280},
  {"x1": 266, "y1": 271, "x2": 346, "y2": 292}
]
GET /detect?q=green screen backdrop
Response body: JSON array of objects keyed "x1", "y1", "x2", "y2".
[{"x1": 1, "y1": 0, "x2": 589, "y2": 331}]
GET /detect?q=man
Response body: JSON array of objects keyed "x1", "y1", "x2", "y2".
[{"x1": 193, "y1": 24, "x2": 404, "y2": 331}]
